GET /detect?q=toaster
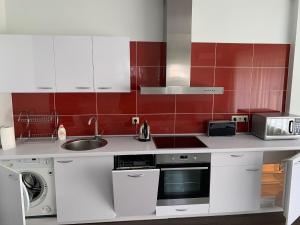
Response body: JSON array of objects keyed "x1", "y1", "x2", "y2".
[{"x1": 207, "y1": 120, "x2": 236, "y2": 136}]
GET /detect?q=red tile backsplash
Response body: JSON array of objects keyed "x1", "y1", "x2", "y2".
[
  {"x1": 190, "y1": 67, "x2": 215, "y2": 87},
  {"x1": 216, "y1": 43, "x2": 253, "y2": 67},
  {"x1": 191, "y1": 43, "x2": 216, "y2": 66},
  {"x1": 97, "y1": 91, "x2": 136, "y2": 115},
  {"x1": 253, "y1": 44, "x2": 290, "y2": 67},
  {"x1": 55, "y1": 93, "x2": 97, "y2": 115},
  {"x1": 12, "y1": 42, "x2": 289, "y2": 136}
]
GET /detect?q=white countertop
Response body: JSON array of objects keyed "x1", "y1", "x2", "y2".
[{"x1": 0, "y1": 134, "x2": 300, "y2": 160}]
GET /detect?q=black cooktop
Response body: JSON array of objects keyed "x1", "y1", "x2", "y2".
[{"x1": 152, "y1": 136, "x2": 207, "y2": 149}]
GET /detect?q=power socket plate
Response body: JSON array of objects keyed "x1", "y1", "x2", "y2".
[
  {"x1": 232, "y1": 115, "x2": 249, "y2": 123},
  {"x1": 132, "y1": 117, "x2": 139, "y2": 125}
]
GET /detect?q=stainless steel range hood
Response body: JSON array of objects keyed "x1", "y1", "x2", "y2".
[{"x1": 140, "y1": 0, "x2": 224, "y2": 95}]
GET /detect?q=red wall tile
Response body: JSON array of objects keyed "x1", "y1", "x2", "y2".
[
  {"x1": 191, "y1": 43, "x2": 216, "y2": 66},
  {"x1": 253, "y1": 44, "x2": 290, "y2": 67},
  {"x1": 99, "y1": 115, "x2": 137, "y2": 135},
  {"x1": 59, "y1": 115, "x2": 95, "y2": 136},
  {"x1": 137, "y1": 92, "x2": 175, "y2": 114},
  {"x1": 214, "y1": 90, "x2": 251, "y2": 113},
  {"x1": 138, "y1": 114, "x2": 175, "y2": 134},
  {"x1": 138, "y1": 67, "x2": 166, "y2": 89},
  {"x1": 55, "y1": 93, "x2": 97, "y2": 115},
  {"x1": 12, "y1": 93, "x2": 55, "y2": 115},
  {"x1": 137, "y1": 42, "x2": 166, "y2": 66},
  {"x1": 176, "y1": 95, "x2": 213, "y2": 113},
  {"x1": 216, "y1": 43, "x2": 253, "y2": 67},
  {"x1": 190, "y1": 67, "x2": 215, "y2": 87},
  {"x1": 12, "y1": 42, "x2": 289, "y2": 136},
  {"x1": 97, "y1": 91, "x2": 136, "y2": 114},
  {"x1": 215, "y1": 68, "x2": 252, "y2": 90},
  {"x1": 175, "y1": 114, "x2": 212, "y2": 134},
  {"x1": 251, "y1": 68, "x2": 288, "y2": 91}
]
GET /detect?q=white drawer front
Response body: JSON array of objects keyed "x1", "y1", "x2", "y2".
[
  {"x1": 156, "y1": 204, "x2": 209, "y2": 216},
  {"x1": 211, "y1": 152, "x2": 263, "y2": 167}
]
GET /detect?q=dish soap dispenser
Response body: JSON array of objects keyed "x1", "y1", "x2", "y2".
[{"x1": 58, "y1": 125, "x2": 67, "y2": 141}]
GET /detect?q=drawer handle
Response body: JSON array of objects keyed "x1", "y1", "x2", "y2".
[
  {"x1": 176, "y1": 208, "x2": 188, "y2": 212},
  {"x1": 37, "y1": 87, "x2": 53, "y2": 90},
  {"x1": 127, "y1": 174, "x2": 144, "y2": 178},
  {"x1": 56, "y1": 160, "x2": 74, "y2": 164},
  {"x1": 76, "y1": 87, "x2": 91, "y2": 90},
  {"x1": 246, "y1": 169, "x2": 260, "y2": 172},
  {"x1": 97, "y1": 87, "x2": 113, "y2": 90},
  {"x1": 230, "y1": 154, "x2": 244, "y2": 158}
]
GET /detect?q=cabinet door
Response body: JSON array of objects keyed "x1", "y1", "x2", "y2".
[
  {"x1": 112, "y1": 169, "x2": 160, "y2": 217},
  {"x1": 210, "y1": 165, "x2": 262, "y2": 213},
  {"x1": 54, "y1": 157, "x2": 115, "y2": 224},
  {"x1": 0, "y1": 35, "x2": 55, "y2": 92},
  {"x1": 93, "y1": 37, "x2": 130, "y2": 92},
  {"x1": 284, "y1": 153, "x2": 300, "y2": 225},
  {"x1": 0, "y1": 165, "x2": 28, "y2": 225},
  {"x1": 54, "y1": 36, "x2": 94, "y2": 92}
]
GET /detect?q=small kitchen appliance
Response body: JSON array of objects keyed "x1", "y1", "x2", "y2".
[
  {"x1": 207, "y1": 120, "x2": 236, "y2": 136},
  {"x1": 138, "y1": 121, "x2": 151, "y2": 142},
  {"x1": 252, "y1": 113, "x2": 300, "y2": 140}
]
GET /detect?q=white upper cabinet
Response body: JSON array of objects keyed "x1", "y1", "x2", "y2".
[
  {"x1": 54, "y1": 36, "x2": 94, "y2": 92},
  {"x1": 0, "y1": 35, "x2": 55, "y2": 92},
  {"x1": 93, "y1": 37, "x2": 130, "y2": 92}
]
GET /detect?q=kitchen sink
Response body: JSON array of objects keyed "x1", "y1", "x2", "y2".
[{"x1": 62, "y1": 138, "x2": 108, "y2": 151}]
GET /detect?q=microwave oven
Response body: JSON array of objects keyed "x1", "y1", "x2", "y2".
[{"x1": 252, "y1": 113, "x2": 300, "y2": 140}]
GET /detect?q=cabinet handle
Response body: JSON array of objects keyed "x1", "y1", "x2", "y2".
[
  {"x1": 56, "y1": 160, "x2": 74, "y2": 164},
  {"x1": 230, "y1": 154, "x2": 244, "y2": 158},
  {"x1": 76, "y1": 87, "x2": 91, "y2": 90},
  {"x1": 176, "y1": 208, "x2": 188, "y2": 212},
  {"x1": 97, "y1": 87, "x2": 113, "y2": 90},
  {"x1": 127, "y1": 174, "x2": 144, "y2": 178},
  {"x1": 37, "y1": 87, "x2": 53, "y2": 90},
  {"x1": 246, "y1": 168, "x2": 260, "y2": 172}
]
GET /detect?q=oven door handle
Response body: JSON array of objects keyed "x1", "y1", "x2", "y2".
[{"x1": 160, "y1": 167, "x2": 209, "y2": 171}]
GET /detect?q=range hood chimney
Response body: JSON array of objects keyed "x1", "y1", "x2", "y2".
[{"x1": 140, "y1": 0, "x2": 224, "y2": 95}]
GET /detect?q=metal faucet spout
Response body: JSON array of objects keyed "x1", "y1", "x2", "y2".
[{"x1": 88, "y1": 116, "x2": 100, "y2": 140}]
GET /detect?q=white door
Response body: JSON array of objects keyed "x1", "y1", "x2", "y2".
[
  {"x1": 0, "y1": 165, "x2": 30, "y2": 225},
  {"x1": 284, "y1": 153, "x2": 300, "y2": 225},
  {"x1": 54, "y1": 36, "x2": 94, "y2": 92},
  {"x1": 54, "y1": 157, "x2": 115, "y2": 224},
  {"x1": 210, "y1": 165, "x2": 262, "y2": 213},
  {"x1": 0, "y1": 35, "x2": 56, "y2": 92},
  {"x1": 112, "y1": 169, "x2": 160, "y2": 217},
  {"x1": 93, "y1": 37, "x2": 130, "y2": 92}
]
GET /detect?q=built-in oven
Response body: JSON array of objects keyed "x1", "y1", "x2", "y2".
[{"x1": 156, "y1": 153, "x2": 210, "y2": 206}]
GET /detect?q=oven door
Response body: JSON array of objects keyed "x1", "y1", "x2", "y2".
[{"x1": 157, "y1": 163, "x2": 210, "y2": 202}]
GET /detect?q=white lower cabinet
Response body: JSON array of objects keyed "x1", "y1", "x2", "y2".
[
  {"x1": 54, "y1": 157, "x2": 115, "y2": 224},
  {"x1": 209, "y1": 152, "x2": 263, "y2": 213},
  {"x1": 112, "y1": 169, "x2": 160, "y2": 217}
]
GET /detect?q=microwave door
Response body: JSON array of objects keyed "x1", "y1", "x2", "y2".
[{"x1": 267, "y1": 118, "x2": 295, "y2": 136}]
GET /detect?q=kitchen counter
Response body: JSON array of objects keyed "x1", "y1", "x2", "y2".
[{"x1": 0, "y1": 134, "x2": 300, "y2": 160}]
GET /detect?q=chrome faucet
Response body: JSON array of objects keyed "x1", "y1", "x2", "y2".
[{"x1": 88, "y1": 116, "x2": 101, "y2": 140}]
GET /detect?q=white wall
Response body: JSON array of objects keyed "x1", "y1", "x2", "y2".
[
  {"x1": 0, "y1": 0, "x2": 14, "y2": 128},
  {"x1": 4, "y1": 0, "x2": 164, "y2": 41},
  {"x1": 192, "y1": 0, "x2": 293, "y2": 43}
]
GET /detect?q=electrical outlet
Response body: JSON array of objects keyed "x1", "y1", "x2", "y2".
[
  {"x1": 232, "y1": 115, "x2": 249, "y2": 123},
  {"x1": 132, "y1": 117, "x2": 139, "y2": 125}
]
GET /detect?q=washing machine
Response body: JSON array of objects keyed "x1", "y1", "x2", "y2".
[{"x1": 0, "y1": 158, "x2": 56, "y2": 217}]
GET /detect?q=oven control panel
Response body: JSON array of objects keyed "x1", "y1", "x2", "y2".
[{"x1": 156, "y1": 153, "x2": 211, "y2": 164}]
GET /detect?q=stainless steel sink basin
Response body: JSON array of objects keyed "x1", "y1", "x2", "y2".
[{"x1": 62, "y1": 138, "x2": 108, "y2": 151}]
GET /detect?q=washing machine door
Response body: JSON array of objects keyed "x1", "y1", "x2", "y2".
[
  {"x1": 22, "y1": 172, "x2": 47, "y2": 208},
  {"x1": 0, "y1": 165, "x2": 28, "y2": 225}
]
